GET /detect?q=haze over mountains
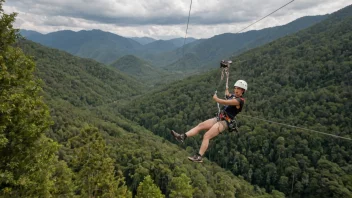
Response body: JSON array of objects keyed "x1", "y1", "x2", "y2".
[
  {"x1": 20, "y1": 29, "x2": 197, "y2": 63},
  {"x1": 130, "y1": 36, "x2": 197, "y2": 46},
  {"x1": 21, "y1": 14, "x2": 328, "y2": 76}
]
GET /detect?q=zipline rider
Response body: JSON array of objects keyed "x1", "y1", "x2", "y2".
[{"x1": 171, "y1": 80, "x2": 247, "y2": 163}]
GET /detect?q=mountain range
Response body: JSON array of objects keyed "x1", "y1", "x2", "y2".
[
  {"x1": 20, "y1": 29, "x2": 198, "y2": 64},
  {"x1": 154, "y1": 15, "x2": 329, "y2": 72},
  {"x1": 21, "y1": 14, "x2": 328, "y2": 76},
  {"x1": 130, "y1": 36, "x2": 197, "y2": 47}
]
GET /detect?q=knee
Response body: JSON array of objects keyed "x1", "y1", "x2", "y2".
[{"x1": 197, "y1": 122, "x2": 206, "y2": 129}]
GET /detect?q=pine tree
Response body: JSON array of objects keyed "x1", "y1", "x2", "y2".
[
  {"x1": 136, "y1": 175, "x2": 164, "y2": 198},
  {"x1": 50, "y1": 160, "x2": 75, "y2": 197},
  {"x1": 169, "y1": 173, "x2": 194, "y2": 198},
  {"x1": 69, "y1": 126, "x2": 131, "y2": 197},
  {"x1": 0, "y1": 0, "x2": 63, "y2": 196}
]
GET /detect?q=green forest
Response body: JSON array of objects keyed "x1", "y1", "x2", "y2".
[{"x1": 1, "y1": 0, "x2": 351, "y2": 197}]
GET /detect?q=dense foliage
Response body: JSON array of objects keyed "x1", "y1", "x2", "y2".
[
  {"x1": 120, "y1": 5, "x2": 352, "y2": 198},
  {"x1": 0, "y1": 2, "x2": 71, "y2": 196},
  {"x1": 18, "y1": 40, "x2": 144, "y2": 107},
  {"x1": 38, "y1": 93, "x2": 275, "y2": 197}
]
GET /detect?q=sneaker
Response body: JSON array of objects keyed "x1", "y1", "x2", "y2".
[
  {"x1": 171, "y1": 130, "x2": 185, "y2": 143},
  {"x1": 188, "y1": 154, "x2": 203, "y2": 163}
]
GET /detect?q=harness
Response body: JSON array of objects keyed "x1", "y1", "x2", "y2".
[{"x1": 216, "y1": 110, "x2": 239, "y2": 132}]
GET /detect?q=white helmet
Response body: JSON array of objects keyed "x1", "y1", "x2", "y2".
[{"x1": 234, "y1": 80, "x2": 248, "y2": 91}]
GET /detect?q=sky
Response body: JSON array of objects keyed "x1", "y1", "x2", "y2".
[{"x1": 3, "y1": 0, "x2": 351, "y2": 40}]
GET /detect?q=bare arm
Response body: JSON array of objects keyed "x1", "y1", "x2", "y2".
[{"x1": 213, "y1": 94, "x2": 240, "y2": 106}]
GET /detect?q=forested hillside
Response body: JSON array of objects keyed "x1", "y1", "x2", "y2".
[
  {"x1": 17, "y1": 40, "x2": 144, "y2": 107},
  {"x1": 42, "y1": 99, "x2": 280, "y2": 198},
  {"x1": 120, "y1": 5, "x2": 352, "y2": 198},
  {"x1": 110, "y1": 55, "x2": 182, "y2": 86}
]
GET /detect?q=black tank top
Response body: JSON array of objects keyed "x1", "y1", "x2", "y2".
[{"x1": 223, "y1": 94, "x2": 245, "y2": 119}]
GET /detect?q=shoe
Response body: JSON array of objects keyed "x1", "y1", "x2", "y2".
[
  {"x1": 171, "y1": 130, "x2": 185, "y2": 143},
  {"x1": 188, "y1": 154, "x2": 203, "y2": 163}
]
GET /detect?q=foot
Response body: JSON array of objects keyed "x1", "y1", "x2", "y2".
[
  {"x1": 188, "y1": 154, "x2": 203, "y2": 163},
  {"x1": 171, "y1": 130, "x2": 185, "y2": 143}
]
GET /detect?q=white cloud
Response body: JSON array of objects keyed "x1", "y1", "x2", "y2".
[{"x1": 3, "y1": 0, "x2": 351, "y2": 39}]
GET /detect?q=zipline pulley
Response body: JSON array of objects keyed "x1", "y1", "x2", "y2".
[{"x1": 219, "y1": 60, "x2": 232, "y2": 90}]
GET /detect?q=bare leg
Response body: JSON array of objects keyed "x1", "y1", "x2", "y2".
[
  {"x1": 199, "y1": 121, "x2": 227, "y2": 156},
  {"x1": 185, "y1": 118, "x2": 217, "y2": 137}
]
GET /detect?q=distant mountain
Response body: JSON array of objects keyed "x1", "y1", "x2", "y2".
[
  {"x1": 110, "y1": 55, "x2": 176, "y2": 86},
  {"x1": 21, "y1": 15, "x2": 328, "y2": 71},
  {"x1": 21, "y1": 29, "x2": 142, "y2": 64},
  {"x1": 130, "y1": 36, "x2": 156, "y2": 45},
  {"x1": 111, "y1": 55, "x2": 159, "y2": 74},
  {"x1": 20, "y1": 29, "x2": 43, "y2": 38},
  {"x1": 20, "y1": 29, "x2": 195, "y2": 64},
  {"x1": 153, "y1": 15, "x2": 329, "y2": 72},
  {"x1": 168, "y1": 37, "x2": 197, "y2": 47},
  {"x1": 129, "y1": 36, "x2": 197, "y2": 47},
  {"x1": 140, "y1": 40, "x2": 177, "y2": 53},
  {"x1": 165, "y1": 53, "x2": 202, "y2": 72},
  {"x1": 134, "y1": 38, "x2": 199, "y2": 60}
]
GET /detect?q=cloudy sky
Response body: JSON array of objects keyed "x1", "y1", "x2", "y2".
[{"x1": 3, "y1": 0, "x2": 351, "y2": 39}]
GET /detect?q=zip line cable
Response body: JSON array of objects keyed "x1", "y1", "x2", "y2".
[
  {"x1": 182, "y1": 0, "x2": 193, "y2": 58},
  {"x1": 236, "y1": 0, "x2": 295, "y2": 34},
  {"x1": 239, "y1": 114, "x2": 352, "y2": 141}
]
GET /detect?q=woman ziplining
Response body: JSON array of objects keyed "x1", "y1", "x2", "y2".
[{"x1": 171, "y1": 61, "x2": 247, "y2": 162}]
